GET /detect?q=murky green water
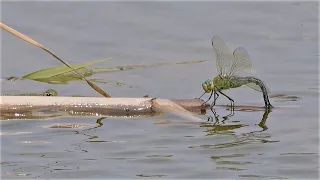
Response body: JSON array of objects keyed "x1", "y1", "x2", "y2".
[{"x1": 1, "y1": 1, "x2": 318, "y2": 179}]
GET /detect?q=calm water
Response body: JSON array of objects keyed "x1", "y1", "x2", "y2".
[{"x1": 1, "y1": 1, "x2": 319, "y2": 179}]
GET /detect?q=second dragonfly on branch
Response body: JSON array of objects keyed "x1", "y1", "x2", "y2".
[{"x1": 199, "y1": 36, "x2": 273, "y2": 110}]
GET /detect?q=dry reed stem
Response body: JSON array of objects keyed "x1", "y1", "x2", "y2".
[{"x1": 0, "y1": 22, "x2": 111, "y2": 98}]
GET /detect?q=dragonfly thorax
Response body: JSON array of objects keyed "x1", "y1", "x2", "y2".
[{"x1": 213, "y1": 75, "x2": 242, "y2": 91}]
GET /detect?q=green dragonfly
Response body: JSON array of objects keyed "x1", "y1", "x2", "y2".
[
  {"x1": 2, "y1": 89, "x2": 57, "y2": 96},
  {"x1": 199, "y1": 36, "x2": 273, "y2": 109}
]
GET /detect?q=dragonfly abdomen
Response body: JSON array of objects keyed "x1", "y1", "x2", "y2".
[
  {"x1": 233, "y1": 76, "x2": 272, "y2": 107},
  {"x1": 232, "y1": 76, "x2": 266, "y2": 91}
]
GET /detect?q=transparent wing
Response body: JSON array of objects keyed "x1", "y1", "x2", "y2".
[
  {"x1": 245, "y1": 82, "x2": 271, "y2": 94},
  {"x1": 211, "y1": 36, "x2": 234, "y2": 76},
  {"x1": 229, "y1": 47, "x2": 253, "y2": 77}
]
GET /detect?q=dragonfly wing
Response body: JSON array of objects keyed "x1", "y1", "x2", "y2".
[
  {"x1": 211, "y1": 36, "x2": 234, "y2": 76},
  {"x1": 245, "y1": 82, "x2": 271, "y2": 94},
  {"x1": 229, "y1": 47, "x2": 253, "y2": 77}
]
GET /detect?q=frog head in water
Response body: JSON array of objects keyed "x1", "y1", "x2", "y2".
[{"x1": 42, "y1": 89, "x2": 58, "y2": 96}]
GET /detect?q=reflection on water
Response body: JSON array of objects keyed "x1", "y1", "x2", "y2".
[
  {"x1": 190, "y1": 108, "x2": 274, "y2": 149},
  {"x1": 270, "y1": 94, "x2": 302, "y2": 102},
  {"x1": 204, "y1": 106, "x2": 271, "y2": 132},
  {"x1": 191, "y1": 108, "x2": 285, "y2": 177},
  {"x1": 0, "y1": 108, "x2": 161, "y2": 120},
  {"x1": 239, "y1": 174, "x2": 289, "y2": 179}
]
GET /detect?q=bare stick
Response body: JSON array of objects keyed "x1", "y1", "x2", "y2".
[{"x1": 0, "y1": 96, "x2": 206, "y2": 121}]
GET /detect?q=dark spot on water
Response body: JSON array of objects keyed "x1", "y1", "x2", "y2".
[
  {"x1": 216, "y1": 167, "x2": 245, "y2": 171},
  {"x1": 136, "y1": 174, "x2": 166, "y2": 178},
  {"x1": 85, "y1": 140, "x2": 107, "y2": 143}
]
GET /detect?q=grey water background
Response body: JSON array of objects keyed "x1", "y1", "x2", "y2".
[{"x1": 1, "y1": 1, "x2": 319, "y2": 179}]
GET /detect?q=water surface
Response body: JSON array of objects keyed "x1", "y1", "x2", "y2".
[{"x1": 1, "y1": 1, "x2": 318, "y2": 179}]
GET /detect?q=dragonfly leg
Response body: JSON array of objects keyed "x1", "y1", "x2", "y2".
[
  {"x1": 209, "y1": 91, "x2": 219, "y2": 113},
  {"x1": 217, "y1": 90, "x2": 234, "y2": 107},
  {"x1": 222, "y1": 108, "x2": 234, "y2": 122},
  {"x1": 212, "y1": 91, "x2": 219, "y2": 106},
  {"x1": 206, "y1": 113, "x2": 219, "y2": 123},
  {"x1": 210, "y1": 106, "x2": 219, "y2": 120},
  {"x1": 198, "y1": 92, "x2": 206, "y2": 99},
  {"x1": 201, "y1": 90, "x2": 214, "y2": 107}
]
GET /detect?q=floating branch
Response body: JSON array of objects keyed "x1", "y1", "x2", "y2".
[{"x1": 0, "y1": 96, "x2": 206, "y2": 121}]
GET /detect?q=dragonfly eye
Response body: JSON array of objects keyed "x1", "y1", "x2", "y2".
[
  {"x1": 205, "y1": 79, "x2": 211, "y2": 84},
  {"x1": 202, "y1": 83, "x2": 208, "y2": 92},
  {"x1": 202, "y1": 80, "x2": 214, "y2": 93}
]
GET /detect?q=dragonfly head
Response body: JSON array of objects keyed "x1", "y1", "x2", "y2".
[{"x1": 202, "y1": 79, "x2": 214, "y2": 93}]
